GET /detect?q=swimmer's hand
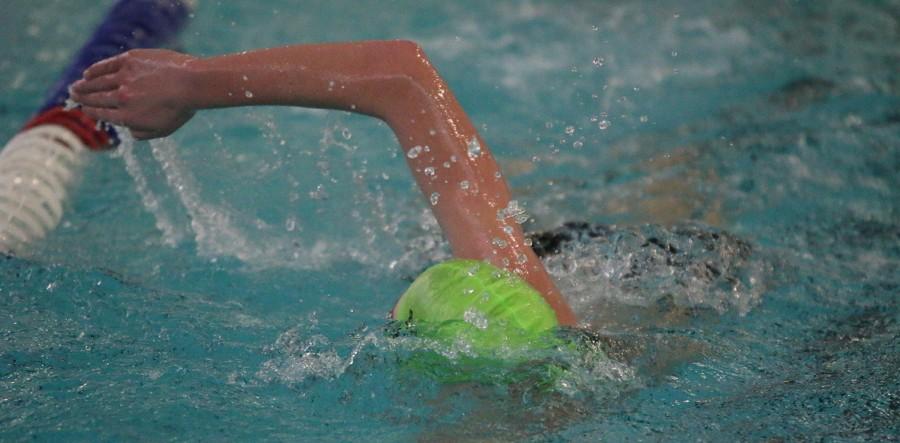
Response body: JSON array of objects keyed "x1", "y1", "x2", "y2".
[{"x1": 70, "y1": 49, "x2": 197, "y2": 140}]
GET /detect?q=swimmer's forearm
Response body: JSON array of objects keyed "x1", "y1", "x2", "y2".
[{"x1": 181, "y1": 40, "x2": 424, "y2": 119}]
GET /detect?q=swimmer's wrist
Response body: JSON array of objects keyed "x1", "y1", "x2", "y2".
[{"x1": 180, "y1": 58, "x2": 210, "y2": 111}]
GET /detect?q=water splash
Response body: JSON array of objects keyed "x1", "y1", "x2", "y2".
[
  {"x1": 116, "y1": 130, "x2": 184, "y2": 246},
  {"x1": 536, "y1": 223, "x2": 769, "y2": 318},
  {"x1": 118, "y1": 136, "x2": 330, "y2": 269}
]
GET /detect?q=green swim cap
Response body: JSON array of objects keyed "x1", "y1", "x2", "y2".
[
  {"x1": 391, "y1": 260, "x2": 610, "y2": 386},
  {"x1": 392, "y1": 259, "x2": 560, "y2": 357}
]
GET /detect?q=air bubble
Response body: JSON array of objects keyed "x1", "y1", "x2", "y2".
[
  {"x1": 424, "y1": 166, "x2": 435, "y2": 176},
  {"x1": 459, "y1": 180, "x2": 470, "y2": 190},
  {"x1": 430, "y1": 192, "x2": 440, "y2": 205},
  {"x1": 244, "y1": 90, "x2": 254, "y2": 98},
  {"x1": 598, "y1": 120, "x2": 610, "y2": 130}
]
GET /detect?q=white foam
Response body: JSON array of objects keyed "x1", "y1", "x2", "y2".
[{"x1": 116, "y1": 131, "x2": 184, "y2": 246}]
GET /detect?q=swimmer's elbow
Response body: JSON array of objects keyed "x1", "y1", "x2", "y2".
[
  {"x1": 385, "y1": 40, "x2": 436, "y2": 87},
  {"x1": 371, "y1": 40, "x2": 443, "y2": 117},
  {"x1": 388, "y1": 39, "x2": 428, "y2": 66}
]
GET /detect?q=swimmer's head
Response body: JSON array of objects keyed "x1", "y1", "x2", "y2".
[{"x1": 391, "y1": 259, "x2": 559, "y2": 355}]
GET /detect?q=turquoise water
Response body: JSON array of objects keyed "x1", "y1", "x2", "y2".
[{"x1": 2, "y1": 0, "x2": 898, "y2": 440}]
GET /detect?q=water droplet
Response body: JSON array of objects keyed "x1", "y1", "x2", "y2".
[
  {"x1": 341, "y1": 128, "x2": 352, "y2": 140},
  {"x1": 406, "y1": 145, "x2": 423, "y2": 159},
  {"x1": 467, "y1": 137, "x2": 482, "y2": 159},
  {"x1": 463, "y1": 309, "x2": 489, "y2": 330},
  {"x1": 459, "y1": 180, "x2": 470, "y2": 190},
  {"x1": 671, "y1": 50, "x2": 678, "y2": 57},
  {"x1": 424, "y1": 166, "x2": 435, "y2": 176},
  {"x1": 428, "y1": 129, "x2": 436, "y2": 136},
  {"x1": 573, "y1": 140, "x2": 584, "y2": 149},
  {"x1": 523, "y1": 237, "x2": 533, "y2": 247},
  {"x1": 640, "y1": 115, "x2": 649, "y2": 123},
  {"x1": 443, "y1": 161, "x2": 451, "y2": 168},
  {"x1": 565, "y1": 125, "x2": 575, "y2": 135},
  {"x1": 591, "y1": 25, "x2": 599, "y2": 31},
  {"x1": 598, "y1": 120, "x2": 611, "y2": 130},
  {"x1": 494, "y1": 171, "x2": 502, "y2": 179},
  {"x1": 430, "y1": 192, "x2": 440, "y2": 205},
  {"x1": 244, "y1": 90, "x2": 254, "y2": 98},
  {"x1": 242, "y1": 75, "x2": 248, "y2": 81},
  {"x1": 309, "y1": 184, "x2": 328, "y2": 200},
  {"x1": 592, "y1": 57, "x2": 604, "y2": 67},
  {"x1": 502, "y1": 225, "x2": 513, "y2": 235},
  {"x1": 516, "y1": 252, "x2": 528, "y2": 264},
  {"x1": 491, "y1": 238, "x2": 508, "y2": 248},
  {"x1": 284, "y1": 217, "x2": 297, "y2": 232}
]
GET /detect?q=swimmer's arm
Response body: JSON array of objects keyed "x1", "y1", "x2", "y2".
[{"x1": 71, "y1": 41, "x2": 577, "y2": 325}]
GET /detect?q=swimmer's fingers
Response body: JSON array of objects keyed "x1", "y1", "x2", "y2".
[
  {"x1": 83, "y1": 54, "x2": 124, "y2": 80},
  {"x1": 71, "y1": 89, "x2": 121, "y2": 109},
  {"x1": 71, "y1": 75, "x2": 120, "y2": 95},
  {"x1": 81, "y1": 106, "x2": 123, "y2": 126}
]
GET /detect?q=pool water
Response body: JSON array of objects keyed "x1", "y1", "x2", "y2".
[{"x1": 2, "y1": 0, "x2": 898, "y2": 440}]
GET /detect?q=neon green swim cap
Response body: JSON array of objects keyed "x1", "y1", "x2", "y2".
[
  {"x1": 391, "y1": 260, "x2": 610, "y2": 386},
  {"x1": 392, "y1": 259, "x2": 560, "y2": 356}
]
